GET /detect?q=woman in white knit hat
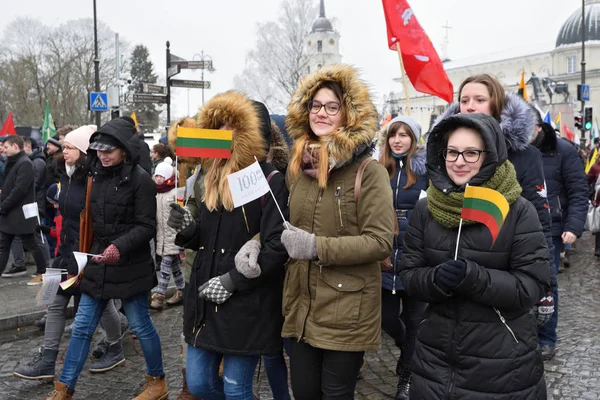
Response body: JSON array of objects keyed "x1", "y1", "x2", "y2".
[{"x1": 13, "y1": 125, "x2": 127, "y2": 383}]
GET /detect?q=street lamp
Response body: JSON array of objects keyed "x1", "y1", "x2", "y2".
[{"x1": 192, "y1": 51, "x2": 215, "y2": 105}]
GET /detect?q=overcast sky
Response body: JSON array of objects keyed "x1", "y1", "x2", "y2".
[{"x1": 1, "y1": 0, "x2": 583, "y2": 120}]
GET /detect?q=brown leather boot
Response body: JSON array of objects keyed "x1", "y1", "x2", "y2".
[
  {"x1": 177, "y1": 368, "x2": 202, "y2": 400},
  {"x1": 150, "y1": 293, "x2": 165, "y2": 310},
  {"x1": 45, "y1": 382, "x2": 74, "y2": 400},
  {"x1": 133, "y1": 374, "x2": 169, "y2": 400}
]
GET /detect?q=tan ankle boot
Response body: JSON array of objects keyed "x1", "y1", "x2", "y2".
[
  {"x1": 45, "y1": 382, "x2": 74, "y2": 400},
  {"x1": 166, "y1": 289, "x2": 184, "y2": 306},
  {"x1": 133, "y1": 374, "x2": 169, "y2": 400},
  {"x1": 150, "y1": 293, "x2": 165, "y2": 310},
  {"x1": 176, "y1": 368, "x2": 202, "y2": 400}
]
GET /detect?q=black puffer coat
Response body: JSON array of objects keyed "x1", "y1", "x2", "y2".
[
  {"x1": 29, "y1": 148, "x2": 47, "y2": 218},
  {"x1": 401, "y1": 114, "x2": 551, "y2": 400},
  {"x1": 79, "y1": 119, "x2": 157, "y2": 300},
  {"x1": 0, "y1": 151, "x2": 36, "y2": 235}
]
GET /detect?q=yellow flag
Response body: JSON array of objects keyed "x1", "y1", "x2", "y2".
[
  {"x1": 518, "y1": 69, "x2": 528, "y2": 102},
  {"x1": 130, "y1": 112, "x2": 139, "y2": 129},
  {"x1": 553, "y1": 112, "x2": 562, "y2": 136},
  {"x1": 586, "y1": 148, "x2": 598, "y2": 174}
]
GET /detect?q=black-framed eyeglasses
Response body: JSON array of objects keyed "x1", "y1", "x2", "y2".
[
  {"x1": 308, "y1": 100, "x2": 341, "y2": 116},
  {"x1": 442, "y1": 149, "x2": 487, "y2": 163}
]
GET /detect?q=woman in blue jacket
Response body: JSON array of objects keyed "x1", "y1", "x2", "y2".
[{"x1": 378, "y1": 116, "x2": 428, "y2": 400}]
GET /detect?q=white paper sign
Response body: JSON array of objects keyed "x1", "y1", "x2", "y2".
[
  {"x1": 36, "y1": 271, "x2": 62, "y2": 306},
  {"x1": 73, "y1": 252, "x2": 90, "y2": 274},
  {"x1": 227, "y1": 161, "x2": 270, "y2": 208},
  {"x1": 22, "y1": 202, "x2": 39, "y2": 219}
]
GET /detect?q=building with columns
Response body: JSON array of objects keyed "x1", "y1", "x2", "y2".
[
  {"x1": 385, "y1": 0, "x2": 600, "y2": 142},
  {"x1": 305, "y1": 0, "x2": 342, "y2": 74}
]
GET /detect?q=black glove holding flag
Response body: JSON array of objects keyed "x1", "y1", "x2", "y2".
[{"x1": 435, "y1": 259, "x2": 467, "y2": 293}]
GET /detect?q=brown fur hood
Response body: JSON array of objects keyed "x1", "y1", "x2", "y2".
[
  {"x1": 196, "y1": 90, "x2": 266, "y2": 211},
  {"x1": 269, "y1": 120, "x2": 290, "y2": 173},
  {"x1": 286, "y1": 65, "x2": 378, "y2": 187}
]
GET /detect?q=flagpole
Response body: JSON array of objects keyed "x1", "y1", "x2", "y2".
[
  {"x1": 395, "y1": 42, "x2": 412, "y2": 116},
  {"x1": 454, "y1": 183, "x2": 469, "y2": 260},
  {"x1": 254, "y1": 156, "x2": 288, "y2": 227}
]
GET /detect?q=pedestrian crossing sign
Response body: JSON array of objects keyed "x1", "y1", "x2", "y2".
[{"x1": 89, "y1": 92, "x2": 109, "y2": 111}]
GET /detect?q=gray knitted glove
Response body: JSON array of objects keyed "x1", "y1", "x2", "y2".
[
  {"x1": 198, "y1": 273, "x2": 235, "y2": 304},
  {"x1": 235, "y1": 240, "x2": 262, "y2": 279},
  {"x1": 168, "y1": 203, "x2": 193, "y2": 232},
  {"x1": 281, "y1": 224, "x2": 317, "y2": 260}
]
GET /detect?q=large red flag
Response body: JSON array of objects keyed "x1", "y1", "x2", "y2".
[
  {"x1": 0, "y1": 112, "x2": 16, "y2": 135},
  {"x1": 382, "y1": 0, "x2": 454, "y2": 103}
]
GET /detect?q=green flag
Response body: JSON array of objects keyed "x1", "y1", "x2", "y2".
[{"x1": 41, "y1": 100, "x2": 56, "y2": 143}]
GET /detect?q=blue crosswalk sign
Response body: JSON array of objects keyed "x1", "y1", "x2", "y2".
[
  {"x1": 89, "y1": 92, "x2": 109, "y2": 111},
  {"x1": 581, "y1": 84, "x2": 591, "y2": 102}
]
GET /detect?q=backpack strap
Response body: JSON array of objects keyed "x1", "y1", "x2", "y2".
[
  {"x1": 261, "y1": 170, "x2": 281, "y2": 208},
  {"x1": 354, "y1": 158, "x2": 376, "y2": 203}
]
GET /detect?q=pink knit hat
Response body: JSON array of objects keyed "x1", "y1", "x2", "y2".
[{"x1": 64, "y1": 125, "x2": 97, "y2": 154}]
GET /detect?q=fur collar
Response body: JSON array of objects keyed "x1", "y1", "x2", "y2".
[
  {"x1": 286, "y1": 65, "x2": 378, "y2": 187},
  {"x1": 268, "y1": 120, "x2": 290, "y2": 173},
  {"x1": 409, "y1": 150, "x2": 427, "y2": 176},
  {"x1": 432, "y1": 92, "x2": 534, "y2": 152}
]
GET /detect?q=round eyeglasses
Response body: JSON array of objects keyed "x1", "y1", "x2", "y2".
[
  {"x1": 443, "y1": 149, "x2": 487, "y2": 163},
  {"x1": 308, "y1": 100, "x2": 341, "y2": 116}
]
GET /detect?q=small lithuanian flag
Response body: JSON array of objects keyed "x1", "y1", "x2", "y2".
[
  {"x1": 518, "y1": 69, "x2": 529, "y2": 102},
  {"x1": 176, "y1": 127, "x2": 233, "y2": 159},
  {"x1": 461, "y1": 186, "x2": 510, "y2": 244}
]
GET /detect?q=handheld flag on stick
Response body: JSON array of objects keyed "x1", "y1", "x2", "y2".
[
  {"x1": 176, "y1": 127, "x2": 232, "y2": 159},
  {"x1": 130, "y1": 112, "x2": 140, "y2": 130},
  {"x1": 41, "y1": 101, "x2": 56, "y2": 144},
  {"x1": 563, "y1": 124, "x2": 575, "y2": 142},
  {"x1": 554, "y1": 113, "x2": 562, "y2": 136},
  {"x1": 0, "y1": 112, "x2": 16, "y2": 135},
  {"x1": 518, "y1": 69, "x2": 528, "y2": 102}
]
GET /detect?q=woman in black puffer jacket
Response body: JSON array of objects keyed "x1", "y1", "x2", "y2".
[{"x1": 400, "y1": 113, "x2": 551, "y2": 399}]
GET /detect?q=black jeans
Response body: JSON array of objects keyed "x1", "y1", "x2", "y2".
[
  {"x1": 0, "y1": 231, "x2": 47, "y2": 274},
  {"x1": 595, "y1": 233, "x2": 600, "y2": 255},
  {"x1": 289, "y1": 339, "x2": 364, "y2": 400},
  {"x1": 381, "y1": 288, "x2": 427, "y2": 368}
]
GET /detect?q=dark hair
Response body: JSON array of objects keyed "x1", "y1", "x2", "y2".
[
  {"x1": 379, "y1": 122, "x2": 419, "y2": 188},
  {"x1": 4, "y1": 135, "x2": 24, "y2": 149},
  {"x1": 458, "y1": 74, "x2": 505, "y2": 121},
  {"x1": 152, "y1": 143, "x2": 175, "y2": 159},
  {"x1": 314, "y1": 81, "x2": 344, "y2": 104},
  {"x1": 56, "y1": 125, "x2": 75, "y2": 137}
]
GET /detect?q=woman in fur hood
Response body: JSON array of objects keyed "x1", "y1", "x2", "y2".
[
  {"x1": 280, "y1": 64, "x2": 395, "y2": 399},
  {"x1": 168, "y1": 91, "x2": 289, "y2": 400},
  {"x1": 377, "y1": 115, "x2": 428, "y2": 400}
]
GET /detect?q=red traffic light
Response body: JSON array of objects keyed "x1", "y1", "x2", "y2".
[{"x1": 575, "y1": 115, "x2": 583, "y2": 130}]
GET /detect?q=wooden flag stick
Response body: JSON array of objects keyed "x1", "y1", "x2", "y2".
[
  {"x1": 254, "y1": 156, "x2": 288, "y2": 228},
  {"x1": 395, "y1": 41, "x2": 412, "y2": 116}
]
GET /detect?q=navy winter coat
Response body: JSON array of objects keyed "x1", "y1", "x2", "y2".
[
  {"x1": 0, "y1": 151, "x2": 37, "y2": 235},
  {"x1": 383, "y1": 151, "x2": 427, "y2": 292}
]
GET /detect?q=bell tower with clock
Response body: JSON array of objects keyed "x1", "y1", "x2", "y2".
[{"x1": 305, "y1": 0, "x2": 342, "y2": 75}]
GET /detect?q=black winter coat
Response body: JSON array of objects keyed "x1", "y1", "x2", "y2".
[
  {"x1": 534, "y1": 130, "x2": 589, "y2": 237},
  {"x1": 29, "y1": 148, "x2": 47, "y2": 218},
  {"x1": 180, "y1": 162, "x2": 289, "y2": 356},
  {"x1": 0, "y1": 152, "x2": 37, "y2": 235},
  {"x1": 80, "y1": 119, "x2": 157, "y2": 300}
]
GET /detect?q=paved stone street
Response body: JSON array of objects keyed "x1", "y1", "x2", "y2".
[{"x1": 0, "y1": 233, "x2": 599, "y2": 399}]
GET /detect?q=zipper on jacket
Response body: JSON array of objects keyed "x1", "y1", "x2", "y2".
[
  {"x1": 494, "y1": 307, "x2": 519, "y2": 343},
  {"x1": 391, "y1": 160, "x2": 403, "y2": 295},
  {"x1": 445, "y1": 301, "x2": 459, "y2": 400},
  {"x1": 287, "y1": 180, "x2": 297, "y2": 207},
  {"x1": 318, "y1": 188, "x2": 324, "y2": 202},
  {"x1": 334, "y1": 186, "x2": 344, "y2": 228},
  {"x1": 392, "y1": 248, "x2": 398, "y2": 295}
]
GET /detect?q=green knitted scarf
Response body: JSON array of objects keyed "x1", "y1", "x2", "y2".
[{"x1": 427, "y1": 161, "x2": 522, "y2": 228}]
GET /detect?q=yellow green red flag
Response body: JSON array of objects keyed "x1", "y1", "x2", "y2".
[
  {"x1": 461, "y1": 186, "x2": 510, "y2": 243},
  {"x1": 176, "y1": 127, "x2": 233, "y2": 159}
]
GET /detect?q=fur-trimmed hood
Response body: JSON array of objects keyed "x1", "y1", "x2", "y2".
[
  {"x1": 408, "y1": 149, "x2": 427, "y2": 176},
  {"x1": 286, "y1": 65, "x2": 378, "y2": 186},
  {"x1": 269, "y1": 120, "x2": 290, "y2": 173},
  {"x1": 196, "y1": 90, "x2": 266, "y2": 211},
  {"x1": 432, "y1": 92, "x2": 535, "y2": 152}
]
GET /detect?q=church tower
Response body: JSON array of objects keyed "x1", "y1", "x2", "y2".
[{"x1": 305, "y1": 0, "x2": 342, "y2": 74}]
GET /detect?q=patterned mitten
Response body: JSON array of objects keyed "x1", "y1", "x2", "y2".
[
  {"x1": 198, "y1": 274, "x2": 235, "y2": 304},
  {"x1": 92, "y1": 244, "x2": 121, "y2": 264}
]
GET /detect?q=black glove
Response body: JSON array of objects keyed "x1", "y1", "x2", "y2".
[
  {"x1": 36, "y1": 225, "x2": 51, "y2": 235},
  {"x1": 435, "y1": 259, "x2": 467, "y2": 293},
  {"x1": 168, "y1": 203, "x2": 193, "y2": 232}
]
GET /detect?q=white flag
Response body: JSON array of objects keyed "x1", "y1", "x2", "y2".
[
  {"x1": 186, "y1": 166, "x2": 201, "y2": 201},
  {"x1": 227, "y1": 161, "x2": 270, "y2": 208},
  {"x1": 22, "y1": 202, "x2": 39, "y2": 219}
]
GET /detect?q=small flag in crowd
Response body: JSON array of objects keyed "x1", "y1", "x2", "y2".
[
  {"x1": 130, "y1": 112, "x2": 140, "y2": 130},
  {"x1": 41, "y1": 100, "x2": 56, "y2": 144},
  {"x1": 554, "y1": 113, "x2": 562, "y2": 136},
  {"x1": 0, "y1": 112, "x2": 16, "y2": 135},
  {"x1": 543, "y1": 111, "x2": 552, "y2": 125},
  {"x1": 227, "y1": 160, "x2": 270, "y2": 208},
  {"x1": 461, "y1": 186, "x2": 510, "y2": 244},
  {"x1": 593, "y1": 118, "x2": 599, "y2": 142},
  {"x1": 381, "y1": 0, "x2": 454, "y2": 103},
  {"x1": 563, "y1": 124, "x2": 575, "y2": 142},
  {"x1": 176, "y1": 127, "x2": 232, "y2": 159},
  {"x1": 518, "y1": 69, "x2": 528, "y2": 102}
]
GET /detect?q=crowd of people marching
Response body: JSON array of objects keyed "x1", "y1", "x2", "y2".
[{"x1": 0, "y1": 65, "x2": 594, "y2": 400}]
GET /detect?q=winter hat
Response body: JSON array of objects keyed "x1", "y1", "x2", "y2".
[
  {"x1": 46, "y1": 183, "x2": 60, "y2": 204},
  {"x1": 154, "y1": 157, "x2": 174, "y2": 179},
  {"x1": 64, "y1": 125, "x2": 97, "y2": 154},
  {"x1": 47, "y1": 137, "x2": 62, "y2": 150},
  {"x1": 387, "y1": 116, "x2": 422, "y2": 143}
]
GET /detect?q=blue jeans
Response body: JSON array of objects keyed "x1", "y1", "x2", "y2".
[
  {"x1": 186, "y1": 345, "x2": 259, "y2": 400},
  {"x1": 264, "y1": 351, "x2": 291, "y2": 400},
  {"x1": 59, "y1": 292, "x2": 163, "y2": 389},
  {"x1": 538, "y1": 237, "x2": 561, "y2": 346}
]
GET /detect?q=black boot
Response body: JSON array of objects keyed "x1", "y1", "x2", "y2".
[
  {"x1": 395, "y1": 367, "x2": 411, "y2": 400},
  {"x1": 13, "y1": 347, "x2": 57, "y2": 381}
]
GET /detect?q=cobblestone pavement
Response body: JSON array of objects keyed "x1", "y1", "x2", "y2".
[{"x1": 0, "y1": 233, "x2": 599, "y2": 399}]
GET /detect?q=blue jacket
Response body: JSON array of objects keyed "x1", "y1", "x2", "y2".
[
  {"x1": 383, "y1": 150, "x2": 427, "y2": 291},
  {"x1": 534, "y1": 129, "x2": 589, "y2": 237}
]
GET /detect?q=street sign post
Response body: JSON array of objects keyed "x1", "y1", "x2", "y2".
[
  {"x1": 170, "y1": 60, "x2": 213, "y2": 70},
  {"x1": 581, "y1": 84, "x2": 591, "y2": 102},
  {"x1": 89, "y1": 92, "x2": 109, "y2": 111},
  {"x1": 142, "y1": 83, "x2": 167, "y2": 95},
  {"x1": 170, "y1": 79, "x2": 211, "y2": 89},
  {"x1": 125, "y1": 93, "x2": 168, "y2": 104},
  {"x1": 167, "y1": 65, "x2": 181, "y2": 78}
]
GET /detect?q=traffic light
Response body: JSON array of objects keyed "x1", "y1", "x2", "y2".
[
  {"x1": 584, "y1": 107, "x2": 593, "y2": 131},
  {"x1": 575, "y1": 115, "x2": 583, "y2": 130}
]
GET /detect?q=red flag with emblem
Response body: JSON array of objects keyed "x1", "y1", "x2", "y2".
[{"x1": 382, "y1": 0, "x2": 454, "y2": 103}]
